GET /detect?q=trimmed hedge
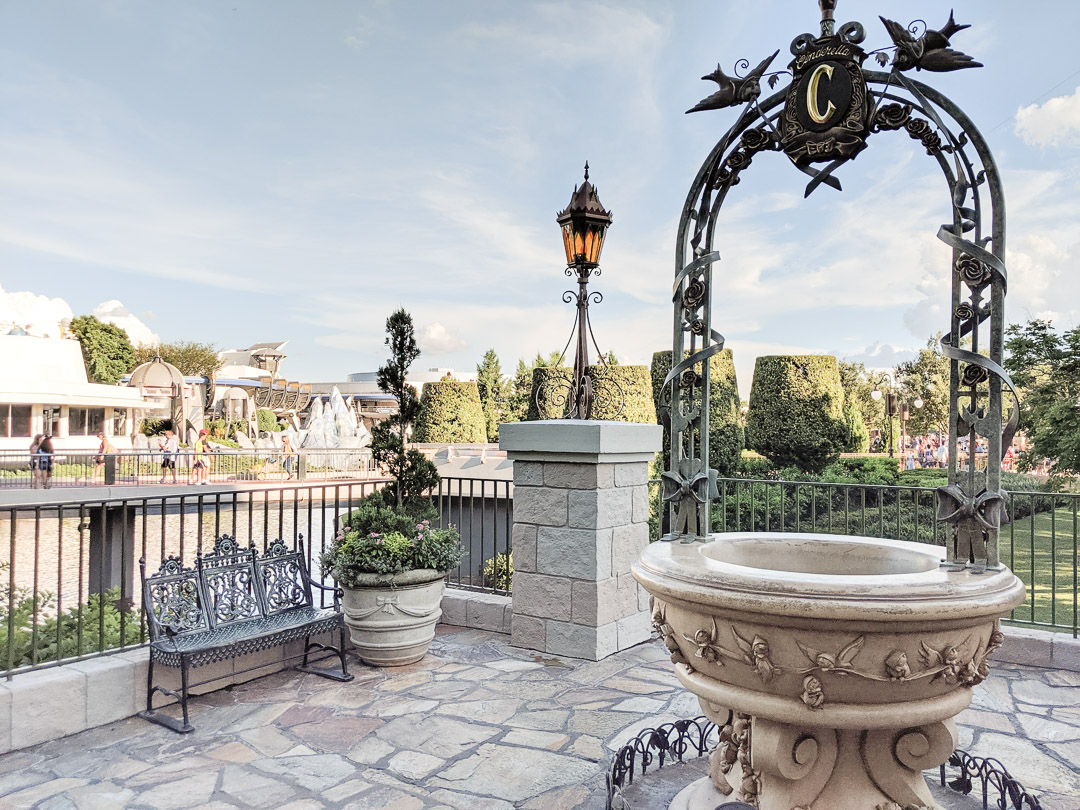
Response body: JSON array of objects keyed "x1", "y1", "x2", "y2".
[
  {"x1": 843, "y1": 399, "x2": 870, "y2": 453},
  {"x1": 651, "y1": 348, "x2": 743, "y2": 477},
  {"x1": 527, "y1": 365, "x2": 655, "y2": 422},
  {"x1": 527, "y1": 367, "x2": 572, "y2": 420},
  {"x1": 586, "y1": 365, "x2": 655, "y2": 423},
  {"x1": 746, "y1": 355, "x2": 846, "y2": 473},
  {"x1": 413, "y1": 381, "x2": 487, "y2": 443},
  {"x1": 257, "y1": 408, "x2": 281, "y2": 433}
]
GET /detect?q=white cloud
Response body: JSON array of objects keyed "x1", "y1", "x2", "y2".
[
  {"x1": 1015, "y1": 85, "x2": 1080, "y2": 147},
  {"x1": 0, "y1": 282, "x2": 73, "y2": 337},
  {"x1": 92, "y1": 299, "x2": 159, "y2": 347},
  {"x1": 419, "y1": 322, "x2": 467, "y2": 356}
]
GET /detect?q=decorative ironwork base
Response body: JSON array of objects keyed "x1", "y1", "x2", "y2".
[{"x1": 606, "y1": 716, "x2": 1043, "y2": 810}]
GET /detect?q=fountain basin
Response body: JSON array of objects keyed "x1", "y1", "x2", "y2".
[{"x1": 632, "y1": 532, "x2": 1025, "y2": 810}]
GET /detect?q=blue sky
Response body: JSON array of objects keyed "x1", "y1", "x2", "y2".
[{"x1": 2, "y1": 0, "x2": 1080, "y2": 397}]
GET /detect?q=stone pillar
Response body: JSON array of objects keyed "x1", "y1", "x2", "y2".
[{"x1": 500, "y1": 420, "x2": 661, "y2": 661}]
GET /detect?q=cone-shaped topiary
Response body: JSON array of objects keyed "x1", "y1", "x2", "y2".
[
  {"x1": 413, "y1": 381, "x2": 487, "y2": 443},
  {"x1": 746, "y1": 355, "x2": 847, "y2": 473},
  {"x1": 651, "y1": 348, "x2": 743, "y2": 477},
  {"x1": 586, "y1": 365, "x2": 656, "y2": 423},
  {"x1": 527, "y1": 367, "x2": 573, "y2": 420}
]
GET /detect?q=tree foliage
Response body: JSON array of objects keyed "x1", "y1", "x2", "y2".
[
  {"x1": 373, "y1": 309, "x2": 439, "y2": 508},
  {"x1": 1004, "y1": 318, "x2": 1080, "y2": 476},
  {"x1": 651, "y1": 349, "x2": 744, "y2": 477},
  {"x1": 896, "y1": 335, "x2": 949, "y2": 436},
  {"x1": 133, "y1": 341, "x2": 224, "y2": 378},
  {"x1": 414, "y1": 381, "x2": 487, "y2": 442},
  {"x1": 69, "y1": 315, "x2": 135, "y2": 385},
  {"x1": 476, "y1": 349, "x2": 507, "y2": 442},
  {"x1": 505, "y1": 350, "x2": 564, "y2": 423},
  {"x1": 746, "y1": 355, "x2": 846, "y2": 473}
]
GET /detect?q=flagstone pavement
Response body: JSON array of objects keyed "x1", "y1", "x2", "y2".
[{"x1": 1, "y1": 625, "x2": 1078, "y2": 809}]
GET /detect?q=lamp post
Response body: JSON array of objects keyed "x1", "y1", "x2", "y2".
[
  {"x1": 871, "y1": 373, "x2": 924, "y2": 461},
  {"x1": 538, "y1": 162, "x2": 618, "y2": 420}
]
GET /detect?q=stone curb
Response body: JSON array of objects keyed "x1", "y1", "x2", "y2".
[
  {"x1": 996, "y1": 625, "x2": 1080, "y2": 671},
  {"x1": 439, "y1": 589, "x2": 512, "y2": 635}
]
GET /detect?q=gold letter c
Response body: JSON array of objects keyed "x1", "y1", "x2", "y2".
[{"x1": 806, "y1": 63, "x2": 836, "y2": 124}]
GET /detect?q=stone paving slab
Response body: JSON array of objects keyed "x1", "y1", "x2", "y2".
[{"x1": 0, "y1": 625, "x2": 1077, "y2": 809}]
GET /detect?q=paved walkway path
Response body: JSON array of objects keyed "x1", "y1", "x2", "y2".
[{"x1": 1, "y1": 626, "x2": 1078, "y2": 809}]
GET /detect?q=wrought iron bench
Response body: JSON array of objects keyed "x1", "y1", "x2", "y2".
[{"x1": 139, "y1": 535, "x2": 353, "y2": 733}]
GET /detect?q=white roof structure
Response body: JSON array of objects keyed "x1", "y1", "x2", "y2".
[{"x1": 0, "y1": 334, "x2": 160, "y2": 409}]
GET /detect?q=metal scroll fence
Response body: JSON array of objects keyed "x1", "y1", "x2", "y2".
[
  {"x1": 648, "y1": 477, "x2": 1080, "y2": 637},
  {"x1": 0, "y1": 449, "x2": 376, "y2": 488},
  {"x1": 1, "y1": 476, "x2": 512, "y2": 677}
]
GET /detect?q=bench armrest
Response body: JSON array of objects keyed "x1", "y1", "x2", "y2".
[{"x1": 309, "y1": 579, "x2": 344, "y2": 611}]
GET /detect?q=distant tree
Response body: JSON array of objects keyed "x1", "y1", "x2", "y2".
[
  {"x1": 372, "y1": 309, "x2": 439, "y2": 508},
  {"x1": 603, "y1": 350, "x2": 620, "y2": 366},
  {"x1": 69, "y1": 315, "x2": 135, "y2": 385},
  {"x1": 896, "y1": 335, "x2": 949, "y2": 436},
  {"x1": 1004, "y1": 318, "x2": 1080, "y2": 476},
  {"x1": 476, "y1": 349, "x2": 507, "y2": 442},
  {"x1": 133, "y1": 341, "x2": 223, "y2": 378},
  {"x1": 504, "y1": 350, "x2": 564, "y2": 424}
]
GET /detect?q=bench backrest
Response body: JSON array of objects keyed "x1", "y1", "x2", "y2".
[
  {"x1": 255, "y1": 540, "x2": 314, "y2": 614},
  {"x1": 142, "y1": 535, "x2": 316, "y2": 641},
  {"x1": 141, "y1": 556, "x2": 212, "y2": 642},
  {"x1": 197, "y1": 536, "x2": 265, "y2": 630}
]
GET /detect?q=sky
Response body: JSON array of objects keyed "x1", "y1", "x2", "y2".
[{"x1": 2, "y1": 0, "x2": 1080, "y2": 398}]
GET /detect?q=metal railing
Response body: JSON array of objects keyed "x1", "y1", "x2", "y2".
[
  {"x1": 0, "y1": 473, "x2": 514, "y2": 676},
  {"x1": 0, "y1": 448, "x2": 376, "y2": 488},
  {"x1": 648, "y1": 477, "x2": 1080, "y2": 637}
]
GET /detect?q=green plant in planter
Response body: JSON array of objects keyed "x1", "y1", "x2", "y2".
[{"x1": 322, "y1": 495, "x2": 463, "y2": 585}]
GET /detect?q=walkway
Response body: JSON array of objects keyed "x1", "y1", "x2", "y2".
[{"x1": 1, "y1": 627, "x2": 1078, "y2": 809}]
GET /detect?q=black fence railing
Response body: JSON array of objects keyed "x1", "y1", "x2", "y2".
[
  {"x1": 0, "y1": 449, "x2": 376, "y2": 488},
  {"x1": 1, "y1": 474, "x2": 515, "y2": 677},
  {"x1": 648, "y1": 477, "x2": 1080, "y2": 637}
]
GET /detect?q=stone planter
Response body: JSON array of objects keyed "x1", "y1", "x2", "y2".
[
  {"x1": 340, "y1": 569, "x2": 446, "y2": 666},
  {"x1": 632, "y1": 532, "x2": 1025, "y2": 810}
]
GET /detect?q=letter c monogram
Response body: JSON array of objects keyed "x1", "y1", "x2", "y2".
[{"x1": 806, "y1": 63, "x2": 836, "y2": 124}]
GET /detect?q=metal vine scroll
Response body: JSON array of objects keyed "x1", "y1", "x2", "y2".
[{"x1": 663, "y1": 1, "x2": 1018, "y2": 569}]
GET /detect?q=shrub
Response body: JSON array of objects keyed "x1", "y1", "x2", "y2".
[
  {"x1": 413, "y1": 381, "x2": 487, "y2": 443},
  {"x1": 586, "y1": 365, "x2": 656, "y2": 422},
  {"x1": 322, "y1": 496, "x2": 463, "y2": 584},
  {"x1": 651, "y1": 348, "x2": 744, "y2": 476},
  {"x1": 483, "y1": 551, "x2": 513, "y2": 592},
  {"x1": 528, "y1": 367, "x2": 573, "y2": 420},
  {"x1": 140, "y1": 418, "x2": 172, "y2": 436},
  {"x1": 843, "y1": 399, "x2": 870, "y2": 452},
  {"x1": 746, "y1": 355, "x2": 846, "y2": 474},
  {"x1": 257, "y1": 409, "x2": 281, "y2": 433}
]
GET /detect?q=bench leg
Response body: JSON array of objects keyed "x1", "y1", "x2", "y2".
[
  {"x1": 297, "y1": 628, "x2": 354, "y2": 683},
  {"x1": 137, "y1": 655, "x2": 196, "y2": 734}
]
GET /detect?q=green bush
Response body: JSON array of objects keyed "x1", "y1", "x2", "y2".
[
  {"x1": 257, "y1": 409, "x2": 281, "y2": 433},
  {"x1": 322, "y1": 494, "x2": 463, "y2": 584},
  {"x1": 651, "y1": 348, "x2": 744, "y2": 476},
  {"x1": 843, "y1": 400, "x2": 870, "y2": 452},
  {"x1": 586, "y1": 365, "x2": 656, "y2": 422},
  {"x1": 140, "y1": 418, "x2": 172, "y2": 436},
  {"x1": 898, "y1": 468, "x2": 947, "y2": 488},
  {"x1": 413, "y1": 381, "x2": 486, "y2": 443},
  {"x1": 528, "y1": 367, "x2": 573, "y2": 420},
  {"x1": 746, "y1": 355, "x2": 847, "y2": 474},
  {"x1": 483, "y1": 551, "x2": 513, "y2": 592}
]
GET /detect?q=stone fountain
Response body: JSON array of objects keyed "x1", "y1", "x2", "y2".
[{"x1": 638, "y1": 3, "x2": 1026, "y2": 808}]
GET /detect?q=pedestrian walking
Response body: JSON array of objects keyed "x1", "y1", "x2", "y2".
[
  {"x1": 158, "y1": 429, "x2": 179, "y2": 484},
  {"x1": 93, "y1": 432, "x2": 114, "y2": 482}
]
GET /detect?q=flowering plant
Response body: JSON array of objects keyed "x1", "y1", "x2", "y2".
[{"x1": 320, "y1": 494, "x2": 463, "y2": 585}]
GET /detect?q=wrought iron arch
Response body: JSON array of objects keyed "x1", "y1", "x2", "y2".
[{"x1": 662, "y1": 6, "x2": 1016, "y2": 572}]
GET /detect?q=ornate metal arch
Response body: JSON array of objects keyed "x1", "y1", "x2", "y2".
[{"x1": 662, "y1": 5, "x2": 1016, "y2": 572}]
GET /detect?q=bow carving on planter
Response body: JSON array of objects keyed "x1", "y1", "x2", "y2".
[{"x1": 936, "y1": 484, "x2": 1007, "y2": 572}]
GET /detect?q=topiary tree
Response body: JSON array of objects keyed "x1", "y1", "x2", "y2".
[
  {"x1": 586, "y1": 365, "x2": 656, "y2": 422},
  {"x1": 746, "y1": 355, "x2": 847, "y2": 473},
  {"x1": 372, "y1": 309, "x2": 439, "y2": 509},
  {"x1": 842, "y1": 399, "x2": 870, "y2": 452},
  {"x1": 651, "y1": 348, "x2": 744, "y2": 477},
  {"x1": 256, "y1": 408, "x2": 281, "y2": 433},
  {"x1": 414, "y1": 381, "x2": 487, "y2": 443},
  {"x1": 527, "y1": 367, "x2": 572, "y2": 420},
  {"x1": 69, "y1": 315, "x2": 135, "y2": 385},
  {"x1": 476, "y1": 349, "x2": 506, "y2": 442}
]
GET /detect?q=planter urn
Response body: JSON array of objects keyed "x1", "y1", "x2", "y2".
[
  {"x1": 339, "y1": 569, "x2": 446, "y2": 666},
  {"x1": 632, "y1": 532, "x2": 1025, "y2": 810}
]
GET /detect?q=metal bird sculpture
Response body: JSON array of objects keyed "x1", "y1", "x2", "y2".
[
  {"x1": 879, "y1": 10, "x2": 982, "y2": 72},
  {"x1": 686, "y1": 50, "x2": 779, "y2": 114}
]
